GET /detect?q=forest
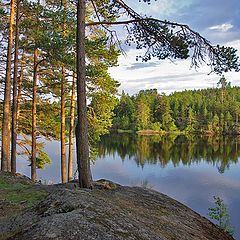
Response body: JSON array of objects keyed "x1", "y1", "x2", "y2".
[
  {"x1": 113, "y1": 79, "x2": 240, "y2": 135},
  {"x1": 0, "y1": 0, "x2": 122, "y2": 184},
  {"x1": 0, "y1": 0, "x2": 239, "y2": 186}
]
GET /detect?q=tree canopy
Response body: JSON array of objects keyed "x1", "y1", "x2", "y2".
[{"x1": 113, "y1": 84, "x2": 240, "y2": 135}]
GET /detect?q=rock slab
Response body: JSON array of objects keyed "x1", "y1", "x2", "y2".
[{"x1": 0, "y1": 179, "x2": 234, "y2": 240}]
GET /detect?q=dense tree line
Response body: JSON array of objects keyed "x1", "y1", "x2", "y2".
[{"x1": 113, "y1": 80, "x2": 240, "y2": 135}]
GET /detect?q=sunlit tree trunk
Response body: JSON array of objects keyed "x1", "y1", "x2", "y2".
[
  {"x1": 61, "y1": 66, "x2": 67, "y2": 183},
  {"x1": 68, "y1": 72, "x2": 76, "y2": 182},
  {"x1": 76, "y1": 0, "x2": 92, "y2": 188},
  {"x1": 31, "y1": 49, "x2": 38, "y2": 182},
  {"x1": 11, "y1": 0, "x2": 20, "y2": 173},
  {"x1": 16, "y1": 54, "x2": 24, "y2": 121},
  {"x1": 1, "y1": 0, "x2": 15, "y2": 171},
  {"x1": 60, "y1": 0, "x2": 67, "y2": 183}
]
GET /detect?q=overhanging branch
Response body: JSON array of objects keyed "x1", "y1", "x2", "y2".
[{"x1": 86, "y1": 0, "x2": 239, "y2": 74}]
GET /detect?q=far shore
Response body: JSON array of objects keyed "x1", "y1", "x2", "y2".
[{"x1": 111, "y1": 129, "x2": 240, "y2": 136}]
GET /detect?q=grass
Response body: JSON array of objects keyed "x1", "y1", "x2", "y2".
[{"x1": 0, "y1": 172, "x2": 48, "y2": 218}]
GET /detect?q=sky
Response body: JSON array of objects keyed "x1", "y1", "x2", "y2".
[{"x1": 108, "y1": 0, "x2": 240, "y2": 95}]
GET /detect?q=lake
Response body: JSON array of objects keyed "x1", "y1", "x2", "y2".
[{"x1": 16, "y1": 133, "x2": 240, "y2": 239}]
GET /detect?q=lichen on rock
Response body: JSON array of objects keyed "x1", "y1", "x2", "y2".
[{"x1": 0, "y1": 173, "x2": 234, "y2": 240}]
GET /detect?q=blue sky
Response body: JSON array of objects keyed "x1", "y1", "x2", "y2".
[{"x1": 108, "y1": 0, "x2": 240, "y2": 95}]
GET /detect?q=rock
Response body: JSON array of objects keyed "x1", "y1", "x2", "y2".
[
  {"x1": 0, "y1": 179, "x2": 234, "y2": 240},
  {"x1": 0, "y1": 171, "x2": 32, "y2": 185},
  {"x1": 94, "y1": 179, "x2": 119, "y2": 190}
]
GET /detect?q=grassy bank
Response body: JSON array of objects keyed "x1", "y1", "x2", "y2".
[{"x1": 0, "y1": 172, "x2": 48, "y2": 219}]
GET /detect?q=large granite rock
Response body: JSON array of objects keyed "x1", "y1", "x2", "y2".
[{"x1": 0, "y1": 179, "x2": 233, "y2": 240}]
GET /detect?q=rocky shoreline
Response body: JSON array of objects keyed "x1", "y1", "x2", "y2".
[{"x1": 0, "y1": 172, "x2": 234, "y2": 240}]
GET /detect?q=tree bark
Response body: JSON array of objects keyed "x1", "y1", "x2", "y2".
[
  {"x1": 76, "y1": 0, "x2": 92, "y2": 188},
  {"x1": 16, "y1": 54, "x2": 24, "y2": 121},
  {"x1": 61, "y1": 66, "x2": 67, "y2": 183},
  {"x1": 60, "y1": 0, "x2": 68, "y2": 183},
  {"x1": 31, "y1": 49, "x2": 38, "y2": 182},
  {"x1": 11, "y1": 0, "x2": 20, "y2": 173},
  {"x1": 68, "y1": 72, "x2": 76, "y2": 182},
  {"x1": 1, "y1": 0, "x2": 15, "y2": 172}
]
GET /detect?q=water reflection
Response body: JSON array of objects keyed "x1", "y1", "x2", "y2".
[
  {"x1": 15, "y1": 134, "x2": 240, "y2": 239},
  {"x1": 98, "y1": 134, "x2": 240, "y2": 173},
  {"x1": 94, "y1": 133, "x2": 240, "y2": 239}
]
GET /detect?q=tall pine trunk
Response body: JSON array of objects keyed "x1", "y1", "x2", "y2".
[
  {"x1": 31, "y1": 49, "x2": 38, "y2": 182},
  {"x1": 68, "y1": 72, "x2": 76, "y2": 182},
  {"x1": 61, "y1": 66, "x2": 67, "y2": 183},
  {"x1": 11, "y1": 0, "x2": 20, "y2": 173},
  {"x1": 76, "y1": 0, "x2": 92, "y2": 188},
  {"x1": 16, "y1": 54, "x2": 24, "y2": 121},
  {"x1": 1, "y1": 0, "x2": 15, "y2": 171},
  {"x1": 60, "y1": 0, "x2": 67, "y2": 183}
]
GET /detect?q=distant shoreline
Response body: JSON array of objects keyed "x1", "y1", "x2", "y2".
[{"x1": 111, "y1": 129, "x2": 240, "y2": 136}]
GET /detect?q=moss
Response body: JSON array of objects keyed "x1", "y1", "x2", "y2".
[
  {"x1": 0, "y1": 173, "x2": 48, "y2": 218},
  {"x1": 3, "y1": 188, "x2": 47, "y2": 207}
]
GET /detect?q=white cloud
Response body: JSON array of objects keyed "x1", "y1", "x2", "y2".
[
  {"x1": 109, "y1": 40, "x2": 240, "y2": 95},
  {"x1": 226, "y1": 39, "x2": 240, "y2": 49},
  {"x1": 209, "y1": 23, "x2": 234, "y2": 32},
  {"x1": 124, "y1": 0, "x2": 194, "y2": 19}
]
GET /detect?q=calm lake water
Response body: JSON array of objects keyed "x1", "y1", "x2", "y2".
[{"x1": 17, "y1": 133, "x2": 240, "y2": 239}]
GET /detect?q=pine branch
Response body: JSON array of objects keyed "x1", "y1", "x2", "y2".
[{"x1": 86, "y1": 0, "x2": 240, "y2": 74}]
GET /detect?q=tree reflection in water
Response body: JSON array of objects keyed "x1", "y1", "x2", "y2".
[{"x1": 97, "y1": 134, "x2": 240, "y2": 174}]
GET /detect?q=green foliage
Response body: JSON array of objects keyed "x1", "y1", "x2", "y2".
[
  {"x1": 93, "y1": 0, "x2": 120, "y2": 22},
  {"x1": 208, "y1": 196, "x2": 234, "y2": 235},
  {"x1": 113, "y1": 92, "x2": 135, "y2": 130},
  {"x1": 162, "y1": 111, "x2": 177, "y2": 131},
  {"x1": 136, "y1": 98, "x2": 150, "y2": 130},
  {"x1": 113, "y1": 84, "x2": 240, "y2": 135},
  {"x1": 18, "y1": 137, "x2": 52, "y2": 170},
  {"x1": 121, "y1": 4, "x2": 240, "y2": 74},
  {"x1": 213, "y1": 46, "x2": 240, "y2": 74},
  {"x1": 132, "y1": 21, "x2": 190, "y2": 62},
  {"x1": 88, "y1": 92, "x2": 118, "y2": 146},
  {"x1": 36, "y1": 150, "x2": 52, "y2": 169},
  {"x1": 150, "y1": 122, "x2": 161, "y2": 131},
  {"x1": 17, "y1": 100, "x2": 61, "y2": 139},
  {"x1": 0, "y1": 0, "x2": 120, "y2": 164},
  {"x1": 217, "y1": 75, "x2": 231, "y2": 89},
  {"x1": 1, "y1": 0, "x2": 239, "y2": 184},
  {"x1": 28, "y1": 150, "x2": 52, "y2": 170}
]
